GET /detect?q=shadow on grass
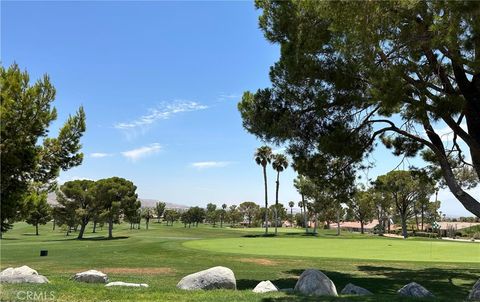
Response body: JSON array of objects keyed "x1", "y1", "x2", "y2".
[
  {"x1": 42, "y1": 236, "x2": 129, "y2": 242},
  {"x1": 242, "y1": 234, "x2": 278, "y2": 238},
  {"x1": 284, "y1": 232, "x2": 306, "y2": 236},
  {"x1": 240, "y1": 265, "x2": 477, "y2": 301},
  {"x1": 79, "y1": 236, "x2": 129, "y2": 241}
]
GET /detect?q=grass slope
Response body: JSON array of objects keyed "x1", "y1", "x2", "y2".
[{"x1": 1, "y1": 222, "x2": 479, "y2": 301}]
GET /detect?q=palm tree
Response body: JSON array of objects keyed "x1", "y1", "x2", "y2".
[
  {"x1": 288, "y1": 201, "x2": 295, "y2": 225},
  {"x1": 294, "y1": 175, "x2": 309, "y2": 233},
  {"x1": 255, "y1": 146, "x2": 273, "y2": 234},
  {"x1": 272, "y1": 153, "x2": 288, "y2": 235}
]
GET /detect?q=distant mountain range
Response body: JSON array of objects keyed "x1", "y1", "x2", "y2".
[{"x1": 47, "y1": 193, "x2": 189, "y2": 209}]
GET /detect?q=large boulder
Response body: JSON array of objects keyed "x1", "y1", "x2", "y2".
[
  {"x1": 1, "y1": 265, "x2": 38, "y2": 276},
  {"x1": 73, "y1": 270, "x2": 108, "y2": 283},
  {"x1": 294, "y1": 269, "x2": 338, "y2": 296},
  {"x1": 398, "y1": 282, "x2": 434, "y2": 298},
  {"x1": 340, "y1": 283, "x2": 372, "y2": 295},
  {"x1": 0, "y1": 266, "x2": 48, "y2": 284},
  {"x1": 469, "y1": 279, "x2": 480, "y2": 300},
  {"x1": 252, "y1": 280, "x2": 278, "y2": 293},
  {"x1": 106, "y1": 281, "x2": 149, "y2": 288},
  {"x1": 176, "y1": 266, "x2": 236, "y2": 290}
]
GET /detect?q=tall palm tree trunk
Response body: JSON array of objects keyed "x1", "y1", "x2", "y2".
[
  {"x1": 275, "y1": 171, "x2": 280, "y2": 235},
  {"x1": 263, "y1": 165, "x2": 269, "y2": 234}
]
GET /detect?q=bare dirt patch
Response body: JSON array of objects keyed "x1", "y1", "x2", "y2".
[{"x1": 237, "y1": 258, "x2": 280, "y2": 266}]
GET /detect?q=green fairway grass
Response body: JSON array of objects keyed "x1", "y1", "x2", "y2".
[
  {"x1": 184, "y1": 236, "x2": 480, "y2": 263},
  {"x1": 1, "y1": 222, "x2": 479, "y2": 301}
]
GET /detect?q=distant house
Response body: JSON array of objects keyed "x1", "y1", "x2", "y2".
[
  {"x1": 329, "y1": 220, "x2": 380, "y2": 233},
  {"x1": 426, "y1": 221, "x2": 480, "y2": 237}
]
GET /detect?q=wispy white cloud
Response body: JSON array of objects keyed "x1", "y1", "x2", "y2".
[
  {"x1": 191, "y1": 161, "x2": 232, "y2": 169},
  {"x1": 90, "y1": 152, "x2": 113, "y2": 158},
  {"x1": 217, "y1": 93, "x2": 240, "y2": 102},
  {"x1": 114, "y1": 101, "x2": 208, "y2": 131},
  {"x1": 122, "y1": 143, "x2": 162, "y2": 161}
]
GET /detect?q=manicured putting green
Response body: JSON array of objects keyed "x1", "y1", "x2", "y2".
[{"x1": 184, "y1": 237, "x2": 480, "y2": 263}]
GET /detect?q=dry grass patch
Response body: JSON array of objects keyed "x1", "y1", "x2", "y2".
[{"x1": 237, "y1": 258, "x2": 280, "y2": 266}]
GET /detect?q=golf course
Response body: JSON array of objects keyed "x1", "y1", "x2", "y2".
[{"x1": 1, "y1": 222, "x2": 478, "y2": 301}]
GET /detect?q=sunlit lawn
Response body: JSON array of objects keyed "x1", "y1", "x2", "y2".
[{"x1": 1, "y1": 222, "x2": 479, "y2": 301}]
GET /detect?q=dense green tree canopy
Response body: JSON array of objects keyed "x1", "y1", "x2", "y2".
[
  {"x1": 238, "y1": 1, "x2": 480, "y2": 217},
  {"x1": 239, "y1": 201, "x2": 260, "y2": 227},
  {"x1": 1, "y1": 64, "x2": 86, "y2": 233},
  {"x1": 374, "y1": 170, "x2": 436, "y2": 238},
  {"x1": 347, "y1": 188, "x2": 376, "y2": 234},
  {"x1": 23, "y1": 191, "x2": 51, "y2": 236},
  {"x1": 58, "y1": 180, "x2": 96, "y2": 239},
  {"x1": 155, "y1": 201, "x2": 166, "y2": 223},
  {"x1": 95, "y1": 177, "x2": 138, "y2": 239}
]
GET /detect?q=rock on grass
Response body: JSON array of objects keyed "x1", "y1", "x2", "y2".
[{"x1": 177, "y1": 266, "x2": 236, "y2": 290}]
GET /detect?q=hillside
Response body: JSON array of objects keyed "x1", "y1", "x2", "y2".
[{"x1": 47, "y1": 193, "x2": 189, "y2": 209}]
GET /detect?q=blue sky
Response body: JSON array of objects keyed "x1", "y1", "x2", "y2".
[{"x1": 2, "y1": 1, "x2": 477, "y2": 217}]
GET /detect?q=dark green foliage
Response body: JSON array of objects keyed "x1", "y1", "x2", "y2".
[
  {"x1": 238, "y1": 1, "x2": 480, "y2": 217},
  {"x1": 239, "y1": 201, "x2": 260, "y2": 227},
  {"x1": 56, "y1": 180, "x2": 96, "y2": 239},
  {"x1": 348, "y1": 189, "x2": 376, "y2": 234},
  {"x1": 23, "y1": 192, "x2": 51, "y2": 235},
  {"x1": 0, "y1": 64, "x2": 86, "y2": 233},
  {"x1": 164, "y1": 209, "x2": 180, "y2": 226},
  {"x1": 155, "y1": 201, "x2": 166, "y2": 223},
  {"x1": 374, "y1": 170, "x2": 436, "y2": 238},
  {"x1": 95, "y1": 177, "x2": 139, "y2": 239},
  {"x1": 227, "y1": 205, "x2": 243, "y2": 227}
]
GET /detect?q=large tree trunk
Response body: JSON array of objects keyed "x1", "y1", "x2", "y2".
[
  {"x1": 360, "y1": 220, "x2": 364, "y2": 234},
  {"x1": 263, "y1": 166, "x2": 269, "y2": 234},
  {"x1": 421, "y1": 207, "x2": 425, "y2": 231},
  {"x1": 77, "y1": 220, "x2": 87, "y2": 239},
  {"x1": 92, "y1": 220, "x2": 97, "y2": 233},
  {"x1": 274, "y1": 171, "x2": 280, "y2": 235},
  {"x1": 108, "y1": 218, "x2": 113, "y2": 239},
  {"x1": 401, "y1": 216, "x2": 408, "y2": 239},
  {"x1": 52, "y1": 219, "x2": 55, "y2": 230},
  {"x1": 35, "y1": 223, "x2": 39, "y2": 236},
  {"x1": 423, "y1": 122, "x2": 480, "y2": 217}
]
